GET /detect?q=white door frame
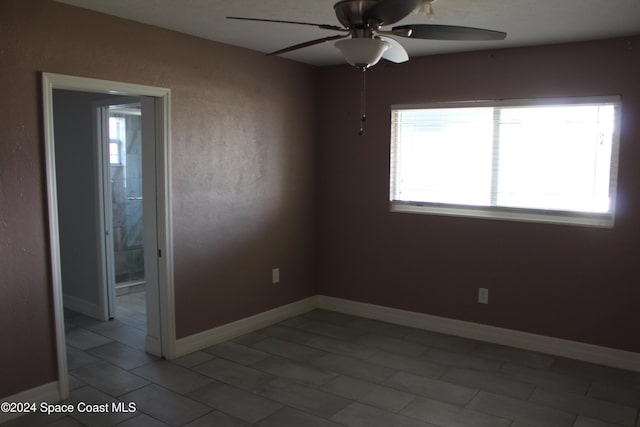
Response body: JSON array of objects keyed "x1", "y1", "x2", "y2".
[{"x1": 42, "y1": 72, "x2": 176, "y2": 400}]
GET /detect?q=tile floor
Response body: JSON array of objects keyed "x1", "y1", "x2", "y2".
[{"x1": 5, "y1": 295, "x2": 640, "y2": 427}]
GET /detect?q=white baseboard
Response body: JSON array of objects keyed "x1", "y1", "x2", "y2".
[
  {"x1": 317, "y1": 295, "x2": 640, "y2": 373},
  {"x1": 63, "y1": 294, "x2": 104, "y2": 320},
  {"x1": 0, "y1": 381, "x2": 61, "y2": 424},
  {"x1": 174, "y1": 296, "x2": 318, "y2": 358}
]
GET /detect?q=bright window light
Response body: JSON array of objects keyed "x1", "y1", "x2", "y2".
[
  {"x1": 390, "y1": 97, "x2": 621, "y2": 227},
  {"x1": 109, "y1": 116, "x2": 125, "y2": 165}
]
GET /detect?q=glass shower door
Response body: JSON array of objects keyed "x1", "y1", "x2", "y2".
[{"x1": 107, "y1": 105, "x2": 145, "y2": 292}]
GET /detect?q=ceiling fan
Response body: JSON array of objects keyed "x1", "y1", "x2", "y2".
[
  {"x1": 228, "y1": 0, "x2": 506, "y2": 69},
  {"x1": 228, "y1": 0, "x2": 506, "y2": 135}
]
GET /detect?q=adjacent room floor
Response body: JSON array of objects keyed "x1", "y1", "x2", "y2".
[{"x1": 6, "y1": 298, "x2": 640, "y2": 427}]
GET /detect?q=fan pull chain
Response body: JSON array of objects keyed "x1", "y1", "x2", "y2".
[{"x1": 359, "y1": 68, "x2": 367, "y2": 136}]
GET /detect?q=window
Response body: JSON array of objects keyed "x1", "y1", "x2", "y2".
[
  {"x1": 390, "y1": 97, "x2": 621, "y2": 227},
  {"x1": 109, "y1": 115, "x2": 126, "y2": 165}
]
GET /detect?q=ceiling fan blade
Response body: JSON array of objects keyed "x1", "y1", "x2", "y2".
[
  {"x1": 394, "y1": 24, "x2": 507, "y2": 40},
  {"x1": 268, "y1": 34, "x2": 348, "y2": 56},
  {"x1": 364, "y1": 0, "x2": 421, "y2": 26},
  {"x1": 227, "y1": 16, "x2": 347, "y2": 32},
  {"x1": 380, "y1": 36, "x2": 409, "y2": 63}
]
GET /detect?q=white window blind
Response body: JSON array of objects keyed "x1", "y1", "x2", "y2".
[{"x1": 390, "y1": 97, "x2": 621, "y2": 227}]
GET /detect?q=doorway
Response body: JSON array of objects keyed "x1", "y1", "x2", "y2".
[
  {"x1": 42, "y1": 73, "x2": 175, "y2": 401},
  {"x1": 97, "y1": 99, "x2": 149, "y2": 322}
]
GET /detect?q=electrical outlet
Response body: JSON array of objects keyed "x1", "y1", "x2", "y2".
[
  {"x1": 272, "y1": 268, "x2": 280, "y2": 284},
  {"x1": 478, "y1": 288, "x2": 489, "y2": 304}
]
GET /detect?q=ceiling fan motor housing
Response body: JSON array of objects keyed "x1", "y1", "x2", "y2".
[{"x1": 334, "y1": 0, "x2": 380, "y2": 29}]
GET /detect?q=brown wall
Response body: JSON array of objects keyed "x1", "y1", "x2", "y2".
[
  {"x1": 0, "y1": 0, "x2": 317, "y2": 397},
  {"x1": 316, "y1": 37, "x2": 640, "y2": 353}
]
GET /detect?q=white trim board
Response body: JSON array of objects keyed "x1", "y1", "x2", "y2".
[
  {"x1": 0, "y1": 381, "x2": 60, "y2": 424},
  {"x1": 174, "y1": 297, "x2": 317, "y2": 358},
  {"x1": 317, "y1": 295, "x2": 640, "y2": 373}
]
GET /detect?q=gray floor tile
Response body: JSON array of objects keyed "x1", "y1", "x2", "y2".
[
  {"x1": 405, "y1": 330, "x2": 480, "y2": 353},
  {"x1": 422, "y1": 348, "x2": 502, "y2": 372},
  {"x1": 305, "y1": 335, "x2": 379, "y2": 360},
  {"x1": 183, "y1": 411, "x2": 253, "y2": 426},
  {"x1": 60, "y1": 306, "x2": 640, "y2": 427},
  {"x1": 65, "y1": 385, "x2": 137, "y2": 427},
  {"x1": 187, "y1": 381, "x2": 282, "y2": 423},
  {"x1": 85, "y1": 318, "x2": 143, "y2": 334},
  {"x1": 473, "y1": 344, "x2": 555, "y2": 369},
  {"x1": 401, "y1": 396, "x2": 512, "y2": 427},
  {"x1": 65, "y1": 314, "x2": 106, "y2": 330},
  {"x1": 302, "y1": 309, "x2": 357, "y2": 326},
  {"x1": 68, "y1": 374, "x2": 86, "y2": 391},
  {"x1": 251, "y1": 336, "x2": 327, "y2": 363},
  {"x1": 550, "y1": 358, "x2": 636, "y2": 386},
  {"x1": 49, "y1": 418, "x2": 87, "y2": 427},
  {"x1": 232, "y1": 331, "x2": 268, "y2": 346},
  {"x1": 344, "y1": 318, "x2": 415, "y2": 338},
  {"x1": 500, "y1": 362, "x2": 590, "y2": 395},
  {"x1": 193, "y1": 357, "x2": 275, "y2": 390},
  {"x1": 441, "y1": 367, "x2": 535, "y2": 400},
  {"x1": 253, "y1": 355, "x2": 338, "y2": 387},
  {"x1": 366, "y1": 351, "x2": 446, "y2": 378},
  {"x1": 356, "y1": 334, "x2": 428, "y2": 357},
  {"x1": 113, "y1": 313, "x2": 147, "y2": 330},
  {"x1": 131, "y1": 360, "x2": 214, "y2": 394},
  {"x1": 66, "y1": 346, "x2": 102, "y2": 370},
  {"x1": 466, "y1": 391, "x2": 575, "y2": 427},
  {"x1": 529, "y1": 388, "x2": 637, "y2": 427},
  {"x1": 115, "y1": 413, "x2": 171, "y2": 426},
  {"x1": 260, "y1": 324, "x2": 316, "y2": 344},
  {"x1": 258, "y1": 406, "x2": 345, "y2": 427},
  {"x1": 255, "y1": 378, "x2": 352, "y2": 418},
  {"x1": 312, "y1": 353, "x2": 397, "y2": 383},
  {"x1": 98, "y1": 325, "x2": 146, "y2": 349},
  {"x1": 278, "y1": 315, "x2": 309, "y2": 328},
  {"x1": 332, "y1": 402, "x2": 438, "y2": 427},
  {"x1": 65, "y1": 328, "x2": 113, "y2": 351},
  {"x1": 385, "y1": 371, "x2": 478, "y2": 406},
  {"x1": 1, "y1": 409, "x2": 68, "y2": 426},
  {"x1": 87, "y1": 341, "x2": 158, "y2": 370},
  {"x1": 203, "y1": 341, "x2": 270, "y2": 365},
  {"x1": 294, "y1": 319, "x2": 364, "y2": 341},
  {"x1": 70, "y1": 361, "x2": 149, "y2": 397},
  {"x1": 65, "y1": 321, "x2": 78, "y2": 332},
  {"x1": 574, "y1": 416, "x2": 630, "y2": 427},
  {"x1": 321, "y1": 375, "x2": 416, "y2": 412},
  {"x1": 587, "y1": 381, "x2": 640, "y2": 407},
  {"x1": 123, "y1": 384, "x2": 211, "y2": 427},
  {"x1": 171, "y1": 351, "x2": 215, "y2": 368}
]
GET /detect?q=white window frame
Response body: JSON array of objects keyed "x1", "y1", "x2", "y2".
[{"x1": 390, "y1": 96, "x2": 622, "y2": 228}]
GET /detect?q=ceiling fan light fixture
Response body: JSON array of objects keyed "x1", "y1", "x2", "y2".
[{"x1": 335, "y1": 38, "x2": 390, "y2": 69}]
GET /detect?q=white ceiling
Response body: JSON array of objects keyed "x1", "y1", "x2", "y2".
[{"x1": 55, "y1": 0, "x2": 640, "y2": 66}]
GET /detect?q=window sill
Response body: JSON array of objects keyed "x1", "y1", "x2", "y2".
[{"x1": 390, "y1": 201, "x2": 614, "y2": 228}]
